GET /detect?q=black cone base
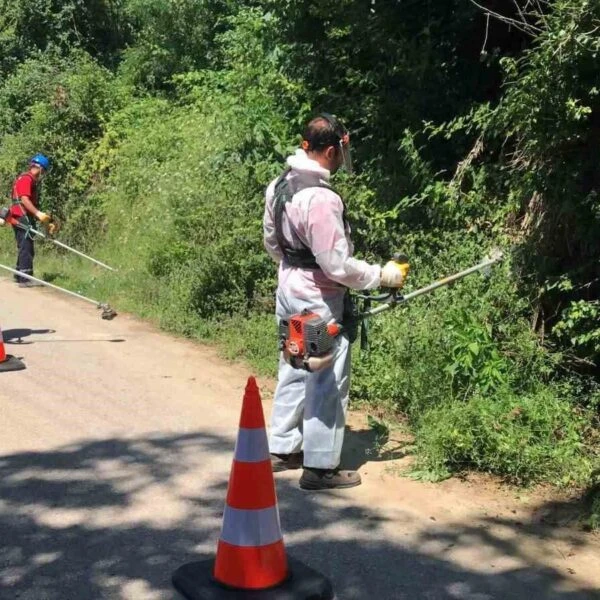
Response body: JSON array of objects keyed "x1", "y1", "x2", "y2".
[
  {"x1": 172, "y1": 556, "x2": 334, "y2": 600},
  {"x1": 0, "y1": 355, "x2": 26, "y2": 372}
]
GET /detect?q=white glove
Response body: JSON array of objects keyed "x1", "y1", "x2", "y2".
[{"x1": 380, "y1": 261, "x2": 406, "y2": 288}]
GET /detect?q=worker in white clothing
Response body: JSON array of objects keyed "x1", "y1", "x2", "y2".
[{"x1": 263, "y1": 113, "x2": 407, "y2": 490}]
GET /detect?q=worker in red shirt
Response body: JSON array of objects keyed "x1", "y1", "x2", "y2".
[{"x1": 10, "y1": 153, "x2": 53, "y2": 287}]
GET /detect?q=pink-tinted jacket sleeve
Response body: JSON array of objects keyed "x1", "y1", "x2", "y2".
[{"x1": 306, "y1": 191, "x2": 381, "y2": 290}]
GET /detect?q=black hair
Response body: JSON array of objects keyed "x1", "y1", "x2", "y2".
[{"x1": 302, "y1": 113, "x2": 348, "y2": 152}]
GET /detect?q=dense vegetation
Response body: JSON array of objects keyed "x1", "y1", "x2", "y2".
[{"x1": 0, "y1": 0, "x2": 598, "y2": 513}]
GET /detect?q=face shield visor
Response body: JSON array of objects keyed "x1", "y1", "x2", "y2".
[
  {"x1": 30, "y1": 164, "x2": 48, "y2": 182},
  {"x1": 321, "y1": 113, "x2": 352, "y2": 174},
  {"x1": 30, "y1": 154, "x2": 51, "y2": 180}
]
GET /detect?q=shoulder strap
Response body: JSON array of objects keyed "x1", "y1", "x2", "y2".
[
  {"x1": 273, "y1": 169, "x2": 325, "y2": 269},
  {"x1": 272, "y1": 169, "x2": 349, "y2": 269},
  {"x1": 273, "y1": 168, "x2": 292, "y2": 259}
]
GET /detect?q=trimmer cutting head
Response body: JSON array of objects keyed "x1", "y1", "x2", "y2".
[
  {"x1": 99, "y1": 304, "x2": 118, "y2": 320},
  {"x1": 482, "y1": 248, "x2": 504, "y2": 277}
]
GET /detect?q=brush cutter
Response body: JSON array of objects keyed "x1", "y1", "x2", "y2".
[
  {"x1": 0, "y1": 262, "x2": 117, "y2": 320},
  {"x1": 279, "y1": 249, "x2": 504, "y2": 371}
]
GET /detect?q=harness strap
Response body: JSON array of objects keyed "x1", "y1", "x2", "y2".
[{"x1": 273, "y1": 168, "x2": 348, "y2": 270}]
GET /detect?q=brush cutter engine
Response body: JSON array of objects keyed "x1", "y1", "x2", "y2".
[{"x1": 278, "y1": 310, "x2": 341, "y2": 372}]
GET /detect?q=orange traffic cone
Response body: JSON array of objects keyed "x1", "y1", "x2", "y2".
[
  {"x1": 172, "y1": 376, "x2": 334, "y2": 600},
  {"x1": 0, "y1": 324, "x2": 25, "y2": 373}
]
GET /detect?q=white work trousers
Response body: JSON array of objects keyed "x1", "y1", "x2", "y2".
[{"x1": 269, "y1": 288, "x2": 351, "y2": 470}]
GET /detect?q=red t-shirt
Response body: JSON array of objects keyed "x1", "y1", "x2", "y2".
[{"x1": 10, "y1": 173, "x2": 38, "y2": 218}]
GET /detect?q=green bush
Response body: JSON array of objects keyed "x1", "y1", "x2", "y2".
[
  {"x1": 0, "y1": 0, "x2": 128, "y2": 77},
  {"x1": 0, "y1": 49, "x2": 126, "y2": 216},
  {"x1": 415, "y1": 389, "x2": 592, "y2": 485}
]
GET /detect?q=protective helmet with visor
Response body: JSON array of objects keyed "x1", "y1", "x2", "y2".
[{"x1": 302, "y1": 113, "x2": 353, "y2": 173}]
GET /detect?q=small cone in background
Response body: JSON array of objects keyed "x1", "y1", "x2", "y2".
[
  {"x1": 172, "y1": 376, "x2": 334, "y2": 600},
  {"x1": 0, "y1": 324, "x2": 25, "y2": 373}
]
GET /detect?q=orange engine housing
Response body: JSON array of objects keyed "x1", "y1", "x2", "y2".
[{"x1": 278, "y1": 310, "x2": 339, "y2": 365}]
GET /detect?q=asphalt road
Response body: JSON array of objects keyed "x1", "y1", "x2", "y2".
[{"x1": 1, "y1": 277, "x2": 599, "y2": 600}]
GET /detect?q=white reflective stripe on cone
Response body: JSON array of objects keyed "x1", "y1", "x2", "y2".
[
  {"x1": 220, "y1": 505, "x2": 283, "y2": 547},
  {"x1": 234, "y1": 427, "x2": 270, "y2": 463}
]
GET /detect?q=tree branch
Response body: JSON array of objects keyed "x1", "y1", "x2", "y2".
[{"x1": 468, "y1": 0, "x2": 543, "y2": 35}]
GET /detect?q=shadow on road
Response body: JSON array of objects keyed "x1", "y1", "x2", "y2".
[
  {"x1": 341, "y1": 425, "x2": 410, "y2": 471},
  {"x1": 0, "y1": 431, "x2": 598, "y2": 599},
  {"x1": 2, "y1": 327, "x2": 125, "y2": 344},
  {"x1": 2, "y1": 328, "x2": 55, "y2": 344}
]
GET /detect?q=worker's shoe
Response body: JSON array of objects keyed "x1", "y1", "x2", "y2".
[
  {"x1": 271, "y1": 452, "x2": 304, "y2": 472},
  {"x1": 299, "y1": 467, "x2": 362, "y2": 490},
  {"x1": 18, "y1": 280, "x2": 43, "y2": 288}
]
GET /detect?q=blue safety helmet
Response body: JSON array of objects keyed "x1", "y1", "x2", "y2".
[{"x1": 30, "y1": 153, "x2": 51, "y2": 171}]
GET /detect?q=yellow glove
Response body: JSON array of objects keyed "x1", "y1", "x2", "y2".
[
  {"x1": 36, "y1": 211, "x2": 51, "y2": 224},
  {"x1": 0, "y1": 218, "x2": 5, "y2": 227},
  {"x1": 381, "y1": 262, "x2": 404, "y2": 288},
  {"x1": 380, "y1": 254, "x2": 410, "y2": 288}
]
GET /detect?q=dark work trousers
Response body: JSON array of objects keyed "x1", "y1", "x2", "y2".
[{"x1": 14, "y1": 226, "x2": 35, "y2": 283}]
